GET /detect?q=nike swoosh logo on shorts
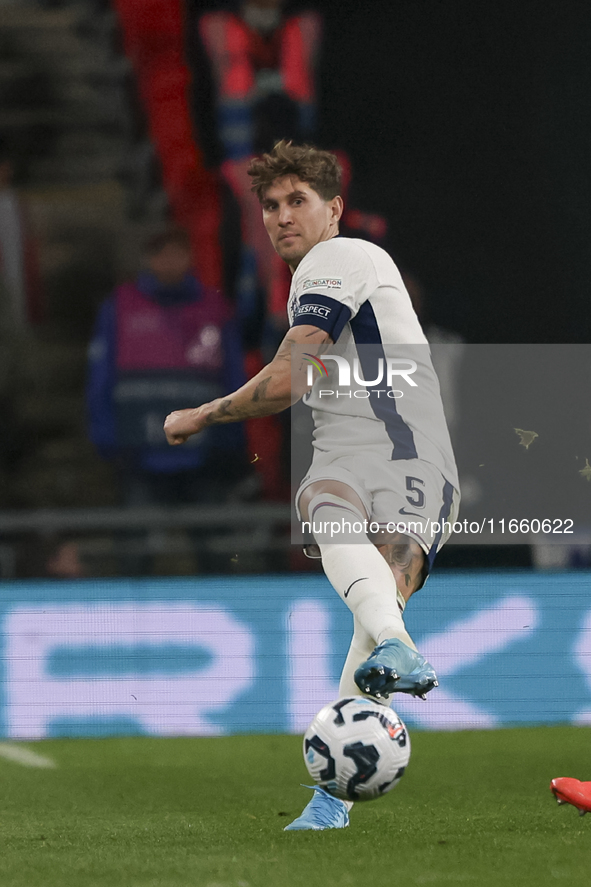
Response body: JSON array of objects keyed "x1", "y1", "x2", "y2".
[
  {"x1": 344, "y1": 577, "x2": 369, "y2": 598},
  {"x1": 398, "y1": 508, "x2": 424, "y2": 519}
]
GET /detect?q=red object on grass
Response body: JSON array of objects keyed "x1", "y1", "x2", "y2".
[{"x1": 550, "y1": 777, "x2": 591, "y2": 815}]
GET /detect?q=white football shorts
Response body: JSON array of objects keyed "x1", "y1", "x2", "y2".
[{"x1": 296, "y1": 447, "x2": 460, "y2": 561}]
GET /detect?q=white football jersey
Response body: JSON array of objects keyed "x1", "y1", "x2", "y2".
[{"x1": 288, "y1": 236, "x2": 459, "y2": 490}]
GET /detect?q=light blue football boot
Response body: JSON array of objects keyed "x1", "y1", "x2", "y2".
[
  {"x1": 284, "y1": 786, "x2": 350, "y2": 831},
  {"x1": 354, "y1": 638, "x2": 438, "y2": 700}
]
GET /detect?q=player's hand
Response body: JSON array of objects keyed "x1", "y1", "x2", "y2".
[{"x1": 163, "y1": 405, "x2": 212, "y2": 445}]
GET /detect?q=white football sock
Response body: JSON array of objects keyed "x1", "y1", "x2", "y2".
[
  {"x1": 307, "y1": 493, "x2": 417, "y2": 651},
  {"x1": 338, "y1": 616, "x2": 390, "y2": 707},
  {"x1": 306, "y1": 492, "x2": 368, "y2": 545}
]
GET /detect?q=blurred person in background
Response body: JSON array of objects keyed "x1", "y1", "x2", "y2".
[
  {"x1": 87, "y1": 228, "x2": 249, "y2": 571},
  {"x1": 198, "y1": 0, "x2": 320, "y2": 164},
  {"x1": 198, "y1": 0, "x2": 322, "y2": 336}
]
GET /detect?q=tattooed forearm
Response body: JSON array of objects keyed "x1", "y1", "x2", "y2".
[
  {"x1": 275, "y1": 336, "x2": 298, "y2": 363},
  {"x1": 208, "y1": 373, "x2": 290, "y2": 424},
  {"x1": 210, "y1": 399, "x2": 233, "y2": 422},
  {"x1": 275, "y1": 329, "x2": 331, "y2": 364},
  {"x1": 203, "y1": 327, "x2": 332, "y2": 425},
  {"x1": 211, "y1": 397, "x2": 252, "y2": 422},
  {"x1": 252, "y1": 376, "x2": 272, "y2": 403}
]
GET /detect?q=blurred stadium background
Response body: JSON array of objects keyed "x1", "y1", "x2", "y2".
[{"x1": 0, "y1": 0, "x2": 589, "y2": 744}]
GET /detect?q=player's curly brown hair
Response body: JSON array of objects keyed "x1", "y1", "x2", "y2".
[{"x1": 248, "y1": 140, "x2": 342, "y2": 202}]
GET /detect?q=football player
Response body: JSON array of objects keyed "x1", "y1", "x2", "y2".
[{"x1": 164, "y1": 141, "x2": 460, "y2": 830}]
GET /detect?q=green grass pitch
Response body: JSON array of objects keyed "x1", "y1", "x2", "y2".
[{"x1": 0, "y1": 727, "x2": 589, "y2": 887}]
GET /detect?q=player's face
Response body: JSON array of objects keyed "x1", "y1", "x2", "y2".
[{"x1": 261, "y1": 177, "x2": 343, "y2": 271}]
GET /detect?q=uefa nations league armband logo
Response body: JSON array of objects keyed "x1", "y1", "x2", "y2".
[{"x1": 303, "y1": 353, "x2": 418, "y2": 399}]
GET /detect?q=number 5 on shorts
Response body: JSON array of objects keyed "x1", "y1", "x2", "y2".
[{"x1": 405, "y1": 476, "x2": 425, "y2": 509}]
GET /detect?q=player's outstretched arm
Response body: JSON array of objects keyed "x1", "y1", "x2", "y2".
[{"x1": 164, "y1": 324, "x2": 332, "y2": 445}]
